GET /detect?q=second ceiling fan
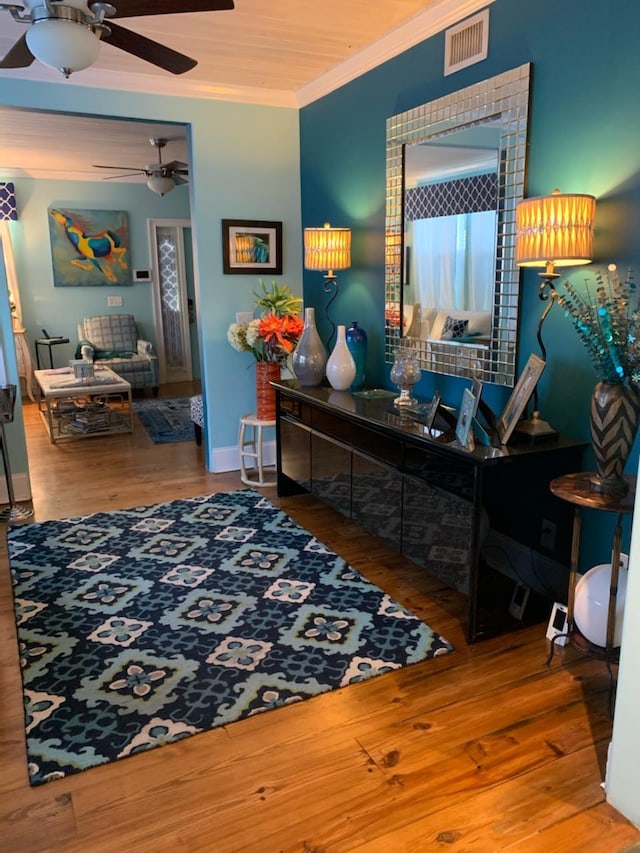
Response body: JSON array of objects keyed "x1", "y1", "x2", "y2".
[
  {"x1": 0, "y1": 1, "x2": 235, "y2": 77},
  {"x1": 93, "y1": 137, "x2": 188, "y2": 196}
]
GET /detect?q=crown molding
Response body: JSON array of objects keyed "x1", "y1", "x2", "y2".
[{"x1": 295, "y1": 0, "x2": 494, "y2": 107}]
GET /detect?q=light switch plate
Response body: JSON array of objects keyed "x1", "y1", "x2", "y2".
[
  {"x1": 108, "y1": 296, "x2": 123, "y2": 307},
  {"x1": 236, "y1": 311, "x2": 254, "y2": 324}
]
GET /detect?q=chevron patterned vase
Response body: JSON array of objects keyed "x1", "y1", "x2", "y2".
[{"x1": 589, "y1": 381, "x2": 640, "y2": 495}]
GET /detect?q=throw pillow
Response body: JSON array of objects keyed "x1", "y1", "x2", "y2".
[{"x1": 441, "y1": 316, "x2": 469, "y2": 340}]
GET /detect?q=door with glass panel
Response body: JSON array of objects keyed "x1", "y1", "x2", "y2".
[{"x1": 149, "y1": 219, "x2": 194, "y2": 384}]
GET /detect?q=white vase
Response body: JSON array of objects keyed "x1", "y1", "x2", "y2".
[
  {"x1": 326, "y1": 325, "x2": 356, "y2": 391},
  {"x1": 292, "y1": 307, "x2": 327, "y2": 387}
]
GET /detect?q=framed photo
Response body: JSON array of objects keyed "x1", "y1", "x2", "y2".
[
  {"x1": 456, "y1": 386, "x2": 479, "y2": 448},
  {"x1": 222, "y1": 219, "x2": 283, "y2": 275},
  {"x1": 425, "y1": 390, "x2": 441, "y2": 431},
  {"x1": 496, "y1": 353, "x2": 546, "y2": 445},
  {"x1": 48, "y1": 208, "x2": 131, "y2": 287}
]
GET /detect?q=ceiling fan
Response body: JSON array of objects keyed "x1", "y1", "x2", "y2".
[
  {"x1": 93, "y1": 137, "x2": 188, "y2": 196},
  {"x1": 0, "y1": 0, "x2": 235, "y2": 78}
]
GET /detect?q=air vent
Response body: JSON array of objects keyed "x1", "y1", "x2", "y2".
[{"x1": 444, "y1": 9, "x2": 489, "y2": 76}]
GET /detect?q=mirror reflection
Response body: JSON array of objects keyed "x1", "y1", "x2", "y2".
[
  {"x1": 403, "y1": 122, "x2": 499, "y2": 342},
  {"x1": 384, "y1": 63, "x2": 531, "y2": 387}
]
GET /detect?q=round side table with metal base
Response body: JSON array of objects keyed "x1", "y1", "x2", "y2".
[
  {"x1": 547, "y1": 472, "x2": 635, "y2": 717},
  {"x1": 238, "y1": 413, "x2": 276, "y2": 487}
]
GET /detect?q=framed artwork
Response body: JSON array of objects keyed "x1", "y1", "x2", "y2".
[
  {"x1": 456, "y1": 386, "x2": 480, "y2": 449},
  {"x1": 222, "y1": 219, "x2": 283, "y2": 275},
  {"x1": 48, "y1": 208, "x2": 131, "y2": 287},
  {"x1": 496, "y1": 353, "x2": 546, "y2": 445}
]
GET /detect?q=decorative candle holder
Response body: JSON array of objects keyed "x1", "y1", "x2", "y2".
[{"x1": 390, "y1": 349, "x2": 421, "y2": 407}]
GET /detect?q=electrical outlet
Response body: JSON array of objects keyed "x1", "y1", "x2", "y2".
[
  {"x1": 613, "y1": 551, "x2": 629, "y2": 569},
  {"x1": 540, "y1": 519, "x2": 556, "y2": 552},
  {"x1": 108, "y1": 295, "x2": 123, "y2": 307}
]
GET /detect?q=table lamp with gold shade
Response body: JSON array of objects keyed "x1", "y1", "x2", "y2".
[
  {"x1": 515, "y1": 188, "x2": 597, "y2": 437},
  {"x1": 303, "y1": 222, "x2": 351, "y2": 351}
]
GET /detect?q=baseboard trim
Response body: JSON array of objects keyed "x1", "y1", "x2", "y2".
[
  {"x1": 0, "y1": 472, "x2": 32, "y2": 505},
  {"x1": 212, "y1": 440, "x2": 276, "y2": 474}
]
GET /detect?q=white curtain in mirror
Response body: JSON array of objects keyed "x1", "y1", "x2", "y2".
[{"x1": 410, "y1": 211, "x2": 496, "y2": 311}]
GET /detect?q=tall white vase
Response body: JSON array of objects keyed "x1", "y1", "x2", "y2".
[
  {"x1": 292, "y1": 307, "x2": 327, "y2": 387},
  {"x1": 326, "y1": 325, "x2": 356, "y2": 391}
]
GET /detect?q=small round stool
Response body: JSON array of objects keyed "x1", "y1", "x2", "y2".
[{"x1": 238, "y1": 413, "x2": 276, "y2": 487}]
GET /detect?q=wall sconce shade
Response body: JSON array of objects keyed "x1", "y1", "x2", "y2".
[
  {"x1": 304, "y1": 223, "x2": 351, "y2": 273},
  {"x1": 303, "y1": 223, "x2": 351, "y2": 352},
  {"x1": 0, "y1": 183, "x2": 17, "y2": 221},
  {"x1": 516, "y1": 190, "x2": 596, "y2": 268}
]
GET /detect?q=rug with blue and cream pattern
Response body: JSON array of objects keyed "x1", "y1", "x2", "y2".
[{"x1": 8, "y1": 489, "x2": 453, "y2": 786}]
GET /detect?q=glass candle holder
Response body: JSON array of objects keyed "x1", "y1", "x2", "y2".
[{"x1": 390, "y1": 349, "x2": 421, "y2": 407}]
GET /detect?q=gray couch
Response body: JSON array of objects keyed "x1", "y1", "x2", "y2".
[{"x1": 77, "y1": 314, "x2": 159, "y2": 395}]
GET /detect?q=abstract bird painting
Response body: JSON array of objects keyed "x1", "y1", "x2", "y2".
[{"x1": 48, "y1": 208, "x2": 131, "y2": 286}]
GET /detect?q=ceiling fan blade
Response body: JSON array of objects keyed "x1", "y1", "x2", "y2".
[
  {"x1": 111, "y1": 1, "x2": 234, "y2": 17},
  {"x1": 92, "y1": 164, "x2": 147, "y2": 173},
  {"x1": 172, "y1": 175, "x2": 189, "y2": 186},
  {"x1": 102, "y1": 21, "x2": 197, "y2": 74},
  {"x1": 163, "y1": 160, "x2": 189, "y2": 173},
  {"x1": 0, "y1": 33, "x2": 35, "y2": 69},
  {"x1": 101, "y1": 172, "x2": 149, "y2": 180}
]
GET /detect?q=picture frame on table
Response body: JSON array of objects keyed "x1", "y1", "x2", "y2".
[
  {"x1": 221, "y1": 219, "x2": 283, "y2": 275},
  {"x1": 456, "y1": 385, "x2": 480, "y2": 449},
  {"x1": 496, "y1": 353, "x2": 546, "y2": 445},
  {"x1": 424, "y1": 390, "x2": 441, "y2": 432}
]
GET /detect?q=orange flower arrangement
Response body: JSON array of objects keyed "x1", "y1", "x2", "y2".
[
  {"x1": 227, "y1": 280, "x2": 304, "y2": 364},
  {"x1": 257, "y1": 313, "x2": 304, "y2": 358}
]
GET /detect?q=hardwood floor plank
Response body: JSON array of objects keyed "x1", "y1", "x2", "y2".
[{"x1": 348, "y1": 748, "x2": 629, "y2": 853}]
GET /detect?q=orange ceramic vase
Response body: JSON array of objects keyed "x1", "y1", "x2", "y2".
[{"x1": 255, "y1": 362, "x2": 281, "y2": 421}]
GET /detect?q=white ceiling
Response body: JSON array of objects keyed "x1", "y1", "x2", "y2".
[{"x1": 0, "y1": 0, "x2": 489, "y2": 184}]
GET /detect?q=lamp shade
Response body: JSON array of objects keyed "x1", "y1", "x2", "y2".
[
  {"x1": 146, "y1": 174, "x2": 175, "y2": 196},
  {"x1": 26, "y1": 19, "x2": 101, "y2": 74},
  {"x1": 516, "y1": 189, "x2": 596, "y2": 267},
  {"x1": 304, "y1": 223, "x2": 351, "y2": 272},
  {"x1": 0, "y1": 183, "x2": 17, "y2": 221}
]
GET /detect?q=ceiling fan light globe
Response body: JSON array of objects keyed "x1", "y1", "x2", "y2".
[
  {"x1": 26, "y1": 19, "x2": 101, "y2": 75},
  {"x1": 146, "y1": 174, "x2": 175, "y2": 196}
]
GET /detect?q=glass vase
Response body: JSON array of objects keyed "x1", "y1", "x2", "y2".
[
  {"x1": 292, "y1": 307, "x2": 327, "y2": 387},
  {"x1": 390, "y1": 348, "x2": 421, "y2": 407},
  {"x1": 326, "y1": 325, "x2": 356, "y2": 391},
  {"x1": 346, "y1": 321, "x2": 367, "y2": 392}
]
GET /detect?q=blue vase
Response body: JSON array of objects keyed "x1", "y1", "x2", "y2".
[{"x1": 346, "y1": 321, "x2": 367, "y2": 391}]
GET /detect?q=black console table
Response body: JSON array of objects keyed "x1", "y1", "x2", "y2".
[{"x1": 274, "y1": 381, "x2": 587, "y2": 643}]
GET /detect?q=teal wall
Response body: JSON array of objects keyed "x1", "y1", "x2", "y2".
[
  {"x1": 0, "y1": 79, "x2": 302, "y2": 474},
  {"x1": 299, "y1": 0, "x2": 640, "y2": 566}
]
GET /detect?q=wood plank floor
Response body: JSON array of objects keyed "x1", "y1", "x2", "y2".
[{"x1": 1, "y1": 384, "x2": 638, "y2": 853}]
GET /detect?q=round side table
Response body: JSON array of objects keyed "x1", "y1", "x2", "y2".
[
  {"x1": 238, "y1": 413, "x2": 276, "y2": 487},
  {"x1": 548, "y1": 472, "x2": 636, "y2": 715}
]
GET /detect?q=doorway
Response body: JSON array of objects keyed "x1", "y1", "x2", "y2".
[{"x1": 149, "y1": 219, "x2": 198, "y2": 385}]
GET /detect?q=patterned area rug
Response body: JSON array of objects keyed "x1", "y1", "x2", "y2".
[
  {"x1": 8, "y1": 489, "x2": 453, "y2": 786},
  {"x1": 133, "y1": 396, "x2": 193, "y2": 443}
]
